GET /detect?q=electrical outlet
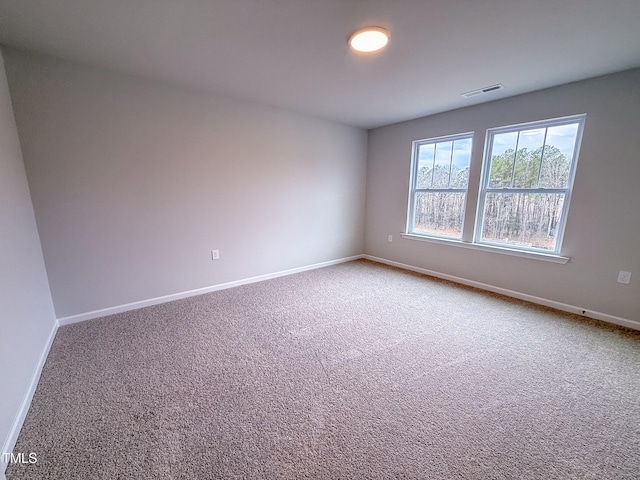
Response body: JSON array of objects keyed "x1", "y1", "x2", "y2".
[
  {"x1": 211, "y1": 250, "x2": 220, "y2": 260},
  {"x1": 617, "y1": 271, "x2": 631, "y2": 284},
  {"x1": 388, "y1": 235, "x2": 393, "y2": 242}
]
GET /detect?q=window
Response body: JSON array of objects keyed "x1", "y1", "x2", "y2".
[
  {"x1": 407, "y1": 133, "x2": 473, "y2": 239},
  {"x1": 476, "y1": 115, "x2": 585, "y2": 254},
  {"x1": 405, "y1": 114, "x2": 585, "y2": 258}
]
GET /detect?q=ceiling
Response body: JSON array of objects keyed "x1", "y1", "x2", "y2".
[{"x1": 1, "y1": 0, "x2": 639, "y2": 129}]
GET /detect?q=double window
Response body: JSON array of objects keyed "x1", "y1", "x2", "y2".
[{"x1": 406, "y1": 114, "x2": 585, "y2": 256}]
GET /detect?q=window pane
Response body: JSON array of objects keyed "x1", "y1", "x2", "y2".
[
  {"x1": 416, "y1": 143, "x2": 435, "y2": 189},
  {"x1": 489, "y1": 132, "x2": 518, "y2": 187},
  {"x1": 433, "y1": 141, "x2": 453, "y2": 188},
  {"x1": 413, "y1": 192, "x2": 466, "y2": 238},
  {"x1": 539, "y1": 123, "x2": 579, "y2": 188},
  {"x1": 451, "y1": 138, "x2": 472, "y2": 188},
  {"x1": 480, "y1": 192, "x2": 565, "y2": 251},
  {"x1": 513, "y1": 128, "x2": 544, "y2": 188}
]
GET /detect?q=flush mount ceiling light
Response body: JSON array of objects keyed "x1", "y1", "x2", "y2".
[{"x1": 349, "y1": 26, "x2": 390, "y2": 53}]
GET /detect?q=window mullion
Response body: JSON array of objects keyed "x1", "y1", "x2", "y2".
[
  {"x1": 484, "y1": 188, "x2": 566, "y2": 195},
  {"x1": 429, "y1": 143, "x2": 435, "y2": 188},
  {"x1": 510, "y1": 132, "x2": 520, "y2": 187},
  {"x1": 415, "y1": 188, "x2": 467, "y2": 193},
  {"x1": 535, "y1": 128, "x2": 549, "y2": 188},
  {"x1": 447, "y1": 141, "x2": 454, "y2": 187}
]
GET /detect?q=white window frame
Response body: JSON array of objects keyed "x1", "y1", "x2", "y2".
[
  {"x1": 403, "y1": 114, "x2": 586, "y2": 262},
  {"x1": 406, "y1": 132, "x2": 474, "y2": 240},
  {"x1": 474, "y1": 114, "x2": 586, "y2": 255}
]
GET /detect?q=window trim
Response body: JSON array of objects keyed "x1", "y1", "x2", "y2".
[
  {"x1": 400, "y1": 232, "x2": 570, "y2": 264},
  {"x1": 474, "y1": 114, "x2": 586, "y2": 255},
  {"x1": 404, "y1": 114, "x2": 586, "y2": 261},
  {"x1": 406, "y1": 131, "x2": 474, "y2": 240}
]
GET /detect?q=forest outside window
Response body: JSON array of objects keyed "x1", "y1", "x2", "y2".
[
  {"x1": 406, "y1": 133, "x2": 473, "y2": 239},
  {"x1": 476, "y1": 115, "x2": 585, "y2": 254},
  {"x1": 406, "y1": 114, "x2": 585, "y2": 258}
]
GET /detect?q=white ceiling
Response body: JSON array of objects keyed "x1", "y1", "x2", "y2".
[{"x1": 1, "y1": 0, "x2": 639, "y2": 129}]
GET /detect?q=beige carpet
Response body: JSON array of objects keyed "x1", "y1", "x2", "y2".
[{"x1": 7, "y1": 259, "x2": 640, "y2": 479}]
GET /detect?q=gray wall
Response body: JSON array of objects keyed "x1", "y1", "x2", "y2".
[
  {"x1": 3, "y1": 48, "x2": 368, "y2": 319},
  {"x1": 0, "y1": 50, "x2": 56, "y2": 463},
  {"x1": 3, "y1": 46, "x2": 638, "y2": 326},
  {"x1": 365, "y1": 68, "x2": 640, "y2": 322}
]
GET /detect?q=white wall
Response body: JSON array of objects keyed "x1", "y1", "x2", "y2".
[
  {"x1": 365, "y1": 69, "x2": 640, "y2": 323},
  {"x1": 0, "y1": 49, "x2": 57, "y2": 469},
  {"x1": 2, "y1": 48, "x2": 368, "y2": 319}
]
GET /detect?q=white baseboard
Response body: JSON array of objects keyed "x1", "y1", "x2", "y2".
[
  {"x1": 363, "y1": 255, "x2": 640, "y2": 331},
  {"x1": 1, "y1": 320, "x2": 58, "y2": 476},
  {"x1": 57, "y1": 255, "x2": 364, "y2": 326},
  {"x1": 58, "y1": 252, "x2": 639, "y2": 330}
]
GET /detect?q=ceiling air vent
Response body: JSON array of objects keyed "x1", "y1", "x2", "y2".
[{"x1": 461, "y1": 84, "x2": 504, "y2": 99}]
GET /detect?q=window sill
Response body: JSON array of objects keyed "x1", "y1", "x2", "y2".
[{"x1": 400, "y1": 233, "x2": 570, "y2": 264}]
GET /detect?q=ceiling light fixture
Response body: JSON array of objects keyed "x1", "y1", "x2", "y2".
[{"x1": 349, "y1": 27, "x2": 390, "y2": 53}]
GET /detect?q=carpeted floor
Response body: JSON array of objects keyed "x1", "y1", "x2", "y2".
[{"x1": 7, "y1": 259, "x2": 640, "y2": 479}]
